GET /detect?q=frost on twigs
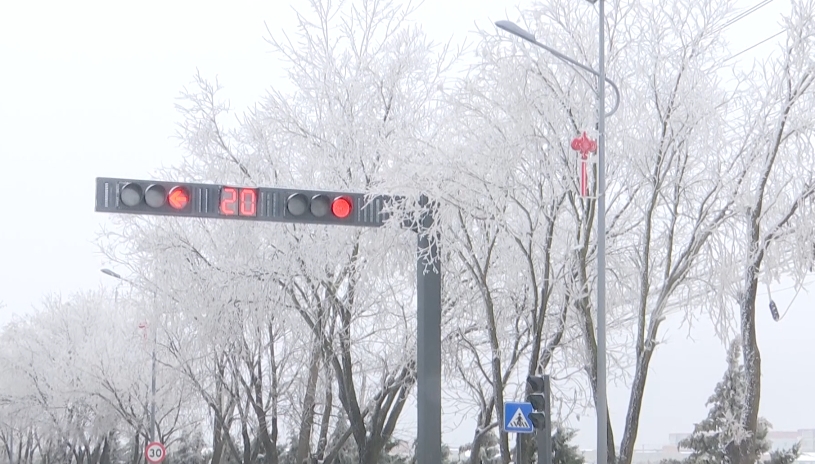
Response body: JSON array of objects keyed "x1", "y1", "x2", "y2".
[{"x1": 95, "y1": 0, "x2": 458, "y2": 462}]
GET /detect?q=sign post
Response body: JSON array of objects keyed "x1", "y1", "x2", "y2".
[
  {"x1": 144, "y1": 442, "x2": 166, "y2": 464},
  {"x1": 504, "y1": 401, "x2": 534, "y2": 463}
]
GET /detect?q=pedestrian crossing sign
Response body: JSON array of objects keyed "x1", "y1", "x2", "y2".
[{"x1": 503, "y1": 402, "x2": 534, "y2": 433}]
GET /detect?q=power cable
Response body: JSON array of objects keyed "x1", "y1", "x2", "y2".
[
  {"x1": 723, "y1": 30, "x2": 785, "y2": 63},
  {"x1": 712, "y1": 0, "x2": 777, "y2": 35}
]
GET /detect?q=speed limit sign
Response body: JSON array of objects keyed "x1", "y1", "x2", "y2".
[{"x1": 144, "y1": 442, "x2": 166, "y2": 464}]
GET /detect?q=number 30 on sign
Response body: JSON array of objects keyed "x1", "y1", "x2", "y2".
[{"x1": 145, "y1": 442, "x2": 166, "y2": 464}]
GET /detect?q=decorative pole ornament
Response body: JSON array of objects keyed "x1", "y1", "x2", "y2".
[
  {"x1": 571, "y1": 131, "x2": 597, "y2": 196},
  {"x1": 138, "y1": 321, "x2": 149, "y2": 342}
]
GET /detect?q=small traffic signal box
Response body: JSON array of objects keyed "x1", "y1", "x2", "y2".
[{"x1": 526, "y1": 375, "x2": 549, "y2": 431}]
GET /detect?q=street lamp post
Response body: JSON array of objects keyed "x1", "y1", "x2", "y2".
[
  {"x1": 496, "y1": 3, "x2": 617, "y2": 463},
  {"x1": 595, "y1": 2, "x2": 610, "y2": 464},
  {"x1": 101, "y1": 268, "x2": 158, "y2": 443}
]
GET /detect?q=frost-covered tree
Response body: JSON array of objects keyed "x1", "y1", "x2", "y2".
[
  {"x1": 0, "y1": 289, "x2": 194, "y2": 464},
  {"x1": 521, "y1": 427, "x2": 586, "y2": 464},
  {"x1": 455, "y1": 0, "x2": 815, "y2": 463},
  {"x1": 98, "y1": 0, "x2": 458, "y2": 463},
  {"x1": 551, "y1": 427, "x2": 586, "y2": 464},
  {"x1": 702, "y1": 2, "x2": 815, "y2": 463},
  {"x1": 450, "y1": 0, "x2": 748, "y2": 462},
  {"x1": 678, "y1": 340, "x2": 799, "y2": 464},
  {"x1": 67, "y1": 1, "x2": 814, "y2": 464}
]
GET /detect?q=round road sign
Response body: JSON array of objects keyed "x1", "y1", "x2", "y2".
[{"x1": 145, "y1": 442, "x2": 166, "y2": 464}]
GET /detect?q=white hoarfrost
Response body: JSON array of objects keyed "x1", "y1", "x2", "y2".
[{"x1": 2, "y1": 0, "x2": 814, "y2": 463}]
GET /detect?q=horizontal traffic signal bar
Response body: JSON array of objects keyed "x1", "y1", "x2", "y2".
[{"x1": 95, "y1": 177, "x2": 397, "y2": 227}]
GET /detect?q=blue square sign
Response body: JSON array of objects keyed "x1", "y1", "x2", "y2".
[{"x1": 503, "y1": 402, "x2": 534, "y2": 433}]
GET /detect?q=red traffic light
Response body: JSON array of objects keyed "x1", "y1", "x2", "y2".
[
  {"x1": 286, "y1": 194, "x2": 353, "y2": 219},
  {"x1": 168, "y1": 186, "x2": 190, "y2": 210},
  {"x1": 331, "y1": 196, "x2": 352, "y2": 218}
]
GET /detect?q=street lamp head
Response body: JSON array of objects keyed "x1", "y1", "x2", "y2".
[
  {"x1": 494, "y1": 20, "x2": 537, "y2": 44},
  {"x1": 101, "y1": 268, "x2": 122, "y2": 280}
]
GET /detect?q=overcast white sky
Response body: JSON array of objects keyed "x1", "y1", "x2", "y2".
[{"x1": 1, "y1": 0, "x2": 810, "y2": 452}]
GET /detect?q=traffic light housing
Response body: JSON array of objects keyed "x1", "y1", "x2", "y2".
[
  {"x1": 527, "y1": 375, "x2": 549, "y2": 431},
  {"x1": 116, "y1": 181, "x2": 193, "y2": 214},
  {"x1": 95, "y1": 177, "x2": 394, "y2": 227}
]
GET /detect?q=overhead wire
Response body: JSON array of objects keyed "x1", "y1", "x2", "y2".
[
  {"x1": 715, "y1": 0, "x2": 783, "y2": 64},
  {"x1": 712, "y1": 0, "x2": 778, "y2": 35},
  {"x1": 723, "y1": 30, "x2": 786, "y2": 63}
]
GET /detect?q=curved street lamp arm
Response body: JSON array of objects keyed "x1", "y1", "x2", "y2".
[{"x1": 495, "y1": 20, "x2": 620, "y2": 117}]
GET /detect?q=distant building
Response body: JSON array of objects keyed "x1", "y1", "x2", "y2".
[
  {"x1": 581, "y1": 446, "x2": 690, "y2": 464},
  {"x1": 797, "y1": 452, "x2": 815, "y2": 463},
  {"x1": 579, "y1": 429, "x2": 815, "y2": 464}
]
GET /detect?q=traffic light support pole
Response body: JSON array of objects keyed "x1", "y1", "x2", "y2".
[
  {"x1": 96, "y1": 179, "x2": 443, "y2": 462},
  {"x1": 536, "y1": 375, "x2": 552, "y2": 464},
  {"x1": 416, "y1": 196, "x2": 442, "y2": 464}
]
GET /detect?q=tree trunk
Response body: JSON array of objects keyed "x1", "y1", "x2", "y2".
[
  {"x1": 211, "y1": 419, "x2": 225, "y2": 464},
  {"x1": 251, "y1": 343, "x2": 277, "y2": 464},
  {"x1": 360, "y1": 437, "x2": 385, "y2": 464},
  {"x1": 129, "y1": 431, "x2": 140, "y2": 464},
  {"x1": 315, "y1": 380, "x2": 333, "y2": 463},
  {"x1": 467, "y1": 401, "x2": 495, "y2": 464},
  {"x1": 295, "y1": 343, "x2": 322, "y2": 463},
  {"x1": 617, "y1": 339, "x2": 657, "y2": 464},
  {"x1": 241, "y1": 412, "x2": 252, "y2": 464},
  {"x1": 737, "y1": 266, "x2": 762, "y2": 464}
]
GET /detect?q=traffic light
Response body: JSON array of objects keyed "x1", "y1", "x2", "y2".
[
  {"x1": 114, "y1": 181, "x2": 194, "y2": 214},
  {"x1": 284, "y1": 193, "x2": 354, "y2": 220},
  {"x1": 95, "y1": 177, "x2": 394, "y2": 227},
  {"x1": 527, "y1": 375, "x2": 549, "y2": 430}
]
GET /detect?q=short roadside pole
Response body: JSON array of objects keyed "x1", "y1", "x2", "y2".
[
  {"x1": 502, "y1": 375, "x2": 552, "y2": 463},
  {"x1": 527, "y1": 375, "x2": 553, "y2": 464}
]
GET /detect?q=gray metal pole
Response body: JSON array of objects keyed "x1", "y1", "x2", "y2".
[
  {"x1": 543, "y1": 375, "x2": 552, "y2": 464},
  {"x1": 493, "y1": 20, "x2": 620, "y2": 118},
  {"x1": 150, "y1": 316, "x2": 158, "y2": 442},
  {"x1": 416, "y1": 196, "x2": 442, "y2": 463},
  {"x1": 101, "y1": 269, "x2": 159, "y2": 442},
  {"x1": 596, "y1": 0, "x2": 609, "y2": 463},
  {"x1": 535, "y1": 375, "x2": 552, "y2": 464},
  {"x1": 491, "y1": 19, "x2": 620, "y2": 463}
]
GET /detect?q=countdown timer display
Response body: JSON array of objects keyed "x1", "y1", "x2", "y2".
[{"x1": 219, "y1": 187, "x2": 258, "y2": 217}]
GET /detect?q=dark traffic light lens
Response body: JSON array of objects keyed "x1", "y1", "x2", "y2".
[
  {"x1": 287, "y1": 193, "x2": 308, "y2": 216},
  {"x1": 527, "y1": 375, "x2": 545, "y2": 392},
  {"x1": 144, "y1": 184, "x2": 167, "y2": 208},
  {"x1": 120, "y1": 183, "x2": 143, "y2": 207},
  {"x1": 528, "y1": 393, "x2": 546, "y2": 411},
  {"x1": 310, "y1": 194, "x2": 331, "y2": 217},
  {"x1": 529, "y1": 411, "x2": 546, "y2": 429}
]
